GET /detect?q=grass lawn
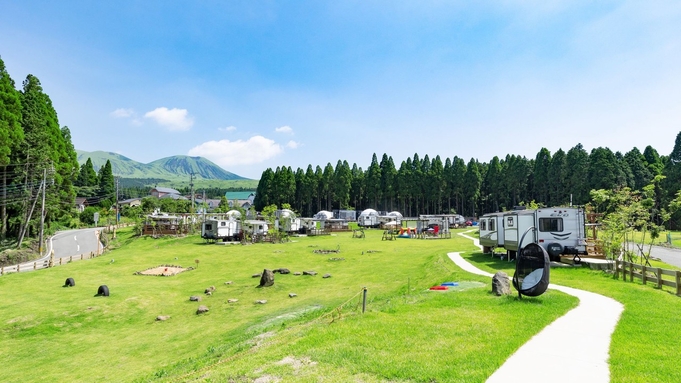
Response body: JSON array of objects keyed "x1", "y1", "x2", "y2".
[
  {"x1": 0, "y1": 228, "x2": 578, "y2": 383},
  {"x1": 4, "y1": 227, "x2": 680, "y2": 382},
  {"x1": 460, "y1": 231, "x2": 681, "y2": 383}
]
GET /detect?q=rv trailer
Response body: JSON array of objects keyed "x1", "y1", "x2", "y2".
[
  {"x1": 357, "y1": 208, "x2": 380, "y2": 228},
  {"x1": 479, "y1": 212, "x2": 506, "y2": 253},
  {"x1": 502, "y1": 207, "x2": 586, "y2": 261},
  {"x1": 201, "y1": 217, "x2": 241, "y2": 242}
]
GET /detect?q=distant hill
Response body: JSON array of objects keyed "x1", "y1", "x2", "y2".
[{"x1": 76, "y1": 150, "x2": 251, "y2": 184}]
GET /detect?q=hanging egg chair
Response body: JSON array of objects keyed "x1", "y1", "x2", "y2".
[{"x1": 512, "y1": 228, "x2": 550, "y2": 298}]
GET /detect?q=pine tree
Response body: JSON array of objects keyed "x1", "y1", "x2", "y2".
[{"x1": 97, "y1": 159, "x2": 115, "y2": 206}]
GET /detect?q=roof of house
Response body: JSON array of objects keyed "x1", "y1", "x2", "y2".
[
  {"x1": 160, "y1": 193, "x2": 187, "y2": 200},
  {"x1": 225, "y1": 191, "x2": 256, "y2": 200},
  {"x1": 152, "y1": 187, "x2": 181, "y2": 194},
  {"x1": 75, "y1": 197, "x2": 88, "y2": 205},
  {"x1": 120, "y1": 198, "x2": 142, "y2": 204}
]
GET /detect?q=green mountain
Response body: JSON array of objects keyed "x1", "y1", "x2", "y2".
[{"x1": 76, "y1": 150, "x2": 250, "y2": 182}]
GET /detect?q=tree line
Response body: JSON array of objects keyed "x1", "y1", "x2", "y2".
[
  {"x1": 254, "y1": 133, "x2": 681, "y2": 228},
  {"x1": 0, "y1": 57, "x2": 80, "y2": 243}
]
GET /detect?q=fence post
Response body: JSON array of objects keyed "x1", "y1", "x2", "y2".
[
  {"x1": 17, "y1": 264, "x2": 20, "y2": 272},
  {"x1": 657, "y1": 268, "x2": 662, "y2": 289},
  {"x1": 1, "y1": 266, "x2": 3, "y2": 275},
  {"x1": 33, "y1": 262, "x2": 36, "y2": 270},
  {"x1": 362, "y1": 287, "x2": 367, "y2": 314},
  {"x1": 614, "y1": 260, "x2": 619, "y2": 279},
  {"x1": 676, "y1": 271, "x2": 681, "y2": 296},
  {"x1": 629, "y1": 262, "x2": 634, "y2": 282},
  {"x1": 81, "y1": 254, "x2": 83, "y2": 260},
  {"x1": 642, "y1": 265, "x2": 647, "y2": 285}
]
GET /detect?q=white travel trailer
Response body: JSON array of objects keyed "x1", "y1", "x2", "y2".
[
  {"x1": 358, "y1": 208, "x2": 380, "y2": 228},
  {"x1": 502, "y1": 207, "x2": 587, "y2": 261},
  {"x1": 479, "y1": 212, "x2": 506, "y2": 253},
  {"x1": 201, "y1": 217, "x2": 241, "y2": 242},
  {"x1": 275, "y1": 209, "x2": 300, "y2": 233},
  {"x1": 242, "y1": 220, "x2": 269, "y2": 236}
]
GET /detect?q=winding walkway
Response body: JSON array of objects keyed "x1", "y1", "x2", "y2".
[{"x1": 451, "y1": 232, "x2": 624, "y2": 383}]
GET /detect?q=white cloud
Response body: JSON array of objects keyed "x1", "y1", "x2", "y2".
[
  {"x1": 275, "y1": 125, "x2": 293, "y2": 134},
  {"x1": 110, "y1": 108, "x2": 134, "y2": 118},
  {"x1": 286, "y1": 140, "x2": 300, "y2": 149},
  {"x1": 218, "y1": 126, "x2": 237, "y2": 132},
  {"x1": 188, "y1": 135, "x2": 284, "y2": 166},
  {"x1": 144, "y1": 107, "x2": 194, "y2": 131}
]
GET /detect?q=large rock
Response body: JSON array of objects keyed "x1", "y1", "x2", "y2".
[
  {"x1": 259, "y1": 269, "x2": 275, "y2": 287},
  {"x1": 492, "y1": 271, "x2": 511, "y2": 296},
  {"x1": 196, "y1": 305, "x2": 209, "y2": 314},
  {"x1": 303, "y1": 270, "x2": 317, "y2": 276},
  {"x1": 189, "y1": 295, "x2": 202, "y2": 302},
  {"x1": 156, "y1": 315, "x2": 171, "y2": 321},
  {"x1": 274, "y1": 268, "x2": 291, "y2": 274}
]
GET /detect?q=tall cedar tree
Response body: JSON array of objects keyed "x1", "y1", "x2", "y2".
[
  {"x1": 0, "y1": 57, "x2": 24, "y2": 238},
  {"x1": 97, "y1": 159, "x2": 115, "y2": 206}
]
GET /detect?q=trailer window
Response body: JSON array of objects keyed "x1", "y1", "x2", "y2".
[
  {"x1": 539, "y1": 218, "x2": 563, "y2": 232},
  {"x1": 205, "y1": 224, "x2": 213, "y2": 231},
  {"x1": 220, "y1": 222, "x2": 226, "y2": 227},
  {"x1": 490, "y1": 219, "x2": 496, "y2": 231},
  {"x1": 480, "y1": 220, "x2": 487, "y2": 231},
  {"x1": 506, "y1": 217, "x2": 514, "y2": 227}
]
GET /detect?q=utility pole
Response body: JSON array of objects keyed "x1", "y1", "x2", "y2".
[
  {"x1": 38, "y1": 168, "x2": 46, "y2": 256},
  {"x1": 202, "y1": 189, "x2": 206, "y2": 222},
  {"x1": 116, "y1": 177, "x2": 120, "y2": 226},
  {"x1": 190, "y1": 173, "x2": 195, "y2": 215}
]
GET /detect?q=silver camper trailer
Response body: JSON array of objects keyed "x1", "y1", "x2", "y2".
[
  {"x1": 201, "y1": 217, "x2": 241, "y2": 242},
  {"x1": 479, "y1": 212, "x2": 506, "y2": 254},
  {"x1": 503, "y1": 207, "x2": 586, "y2": 261}
]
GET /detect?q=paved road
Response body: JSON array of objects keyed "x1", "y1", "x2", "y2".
[
  {"x1": 49, "y1": 227, "x2": 104, "y2": 260},
  {"x1": 648, "y1": 245, "x2": 681, "y2": 268},
  {"x1": 4, "y1": 228, "x2": 104, "y2": 274}
]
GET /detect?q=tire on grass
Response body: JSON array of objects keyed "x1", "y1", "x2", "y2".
[
  {"x1": 64, "y1": 277, "x2": 75, "y2": 287},
  {"x1": 97, "y1": 285, "x2": 109, "y2": 297}
]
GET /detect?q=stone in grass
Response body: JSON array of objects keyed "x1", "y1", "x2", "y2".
[
  {"x1": 303, "y1": 270, "x2": 317, "y2": 276},
  {"x1": 224, "y1": 281, "x2": 233, "y2": 285},
  {"x1": 252, "y1": 273, "x2": 262, "y2": 278},
  {"x1": 259, "y1": 269, "x2": 275, "y2": 287},
  {"x1": 293, "y1": 272, "x2": 302, "y2": 276},
  {"x1": 228, "y1": 299, "x2": 238, "y2": 303},
  {"x1": 492, "y1": 271, "x2": 511, "y2": 296},
  {"x1": 289, "y1": 293, "x2": 297, "y2": 298},
  {"x1": 255, "y1": 300, "x2": 267, "y2": 304},
  {"x1": 205, "y1": 291, "x2": 212, "y2": 296},
  {"x1": 196, "y1": 305, "x2": 209, "y2": 314},
  {"x1": 322, "y1": 273, "x2": 331, "y2": 278},
  {"x1": 190, "y1": 295, "x2": 202, "y2": 302},
  {"x1": 205, "y1": 286, "x2": 216, "y2": 293},
  {"x1": 156, "y1": 315, "x2": 171, "y2": 321},
  {"x1": 274, "y1": 268, "x2": 290, "y2": 274}
]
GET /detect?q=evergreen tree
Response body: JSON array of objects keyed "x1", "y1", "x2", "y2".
[
  {"x1": 365, "y1": 153, "x2": 381, "y2": 209},
  {"x1": 532, "y1": 148, "x2": 552, "y2": 205},
  {"x1": 624, "y1": 148, "x2": 652, "y2": 191},
  {"x1": 548, "y1": 149, "x2": 567, "y2": 206},
  {"x1": 663, "y1": 132, "x2": 681, "y2": 203},
  {"x1": 0, "y1": 57, "x2": 24, "y2": 238},
  {"x1": 97, "y1": 159, "x2": 115, "y2": 205},
  {"x1": 588, "y1": 147, "x2": 623, "y2": 191},
  {"x1": 333, "y1": 160, "x2": 352, "y2": 209},
  {"x1": 350, "y1": 163, "x2": 364, "y2": 211},
  {"x1": 463, "y1": 158, "x2": 482, "y2": 217},
  {"x1": 565, "y1": 144, "x2": 590, "y2": 205},
  {"x1": 77, "y1": 158, "x2": 98, "y2": 187}
]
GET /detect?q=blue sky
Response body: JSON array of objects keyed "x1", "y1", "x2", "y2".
[{"x1": 1, "y1": 1, "x2": 680, "y2": 179}]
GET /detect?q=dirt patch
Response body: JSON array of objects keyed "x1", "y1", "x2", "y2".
[
  {"x1": 276, "y1": 356, "x2": 317, "y2": 370},
  {"x1": 135, "y1": 265, "x2": 192, "y2": 276}
]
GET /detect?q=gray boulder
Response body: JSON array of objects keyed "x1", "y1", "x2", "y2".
[
  {"x1": 190, "y1": 295, "x2": 202, "y2": 302},
  {"x1": 322, "y1": 273, "x2": 331, "y2": 278},
  {"x1": 303, "y1": 270, "x2": 317, "y2": 276},
  {"x1": 156, "y1": 315, "x2": 170, "y2": 321},
  {"x1": 259, "y1": 269, "x2": 275, "y2": 287},
  {"x1": 196, "y1": 305, "x2": 209, "y2": 314},
  {"x1": 492, "y1": 271, "x2": 511, "y2": 296}
]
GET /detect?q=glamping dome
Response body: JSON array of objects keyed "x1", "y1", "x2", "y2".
[
  {"x1": 279, "y1": 209, "x2": 296, "y2": 219},
  {"x1": 314, "y1": 210, "x2": 334, "y2": 220},
  {"x1": 359, "y1": 208, "x2": 378, "y2": 217},
  {"x1": 387, "y1": 211, "x2": 403, "y2": 219},
  {"x1": 226, "y1": 210, "x2": 242, "y2": 218}
]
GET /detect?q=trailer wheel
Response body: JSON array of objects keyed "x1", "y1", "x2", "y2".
[
  {"x1": 97, "y1": 285, "x2": 109, "y2": 297},
  {"x1": 64, "y1": 277, "x2": 75, "y2": 287},
  {"x1": 546, "y1": 243, "x2": 563, "y2": 262},
  {"x1": 482, "y1": 246, "x2": 491, "y2": 254}
]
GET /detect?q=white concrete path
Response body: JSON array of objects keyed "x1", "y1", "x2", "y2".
[{"x1": 451, "y1": 232, "x2": 624, "y2": 383}]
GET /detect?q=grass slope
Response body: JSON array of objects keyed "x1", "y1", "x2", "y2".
[{"x1": 0, "y1": 228, "x2": 578, "y2": 383}]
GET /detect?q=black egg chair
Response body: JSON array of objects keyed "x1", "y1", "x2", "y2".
[{"x1": 512, "y1": 227, "x2": 550, "y2": 298}]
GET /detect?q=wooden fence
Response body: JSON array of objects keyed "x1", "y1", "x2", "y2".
[{"x1": 614, "y1": 260, "x2": 681, "y2": 296}]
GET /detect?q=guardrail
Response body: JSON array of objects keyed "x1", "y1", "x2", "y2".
[
  {"x1": 614, "y1": 259, "x2": 681, "y2": 296},
  {"x1": 0, "y1": 251, "x2": 102, "y2": 276}
]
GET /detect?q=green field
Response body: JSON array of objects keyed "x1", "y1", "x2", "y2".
[{"x1": 1, "y1": 228, "x2": 680, "y2": 382}]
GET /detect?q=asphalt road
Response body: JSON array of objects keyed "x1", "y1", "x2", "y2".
[
  {"x1": 49, "y1": 227, "x2": 104, "y2": 260},
  {"x1": 648, "y1": 245, "x2": 681, "y2": 268}
]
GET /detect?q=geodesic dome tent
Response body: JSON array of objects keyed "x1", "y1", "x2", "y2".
[
  {"x1": 314, "y1": 210, "x2": 334, "y2": 220},
  {"x1": 278, "y1": 209, "x2": 296, "y2": 219},
  {"x1": 226, "y1": 210, "x2": 242, "y2": 219},
  {"x1": 359, "y1": 208, "x2": 378, "y2": 218},
  {"x1": 387, "y1": 211, "x2": 403, "y2": 219}
]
